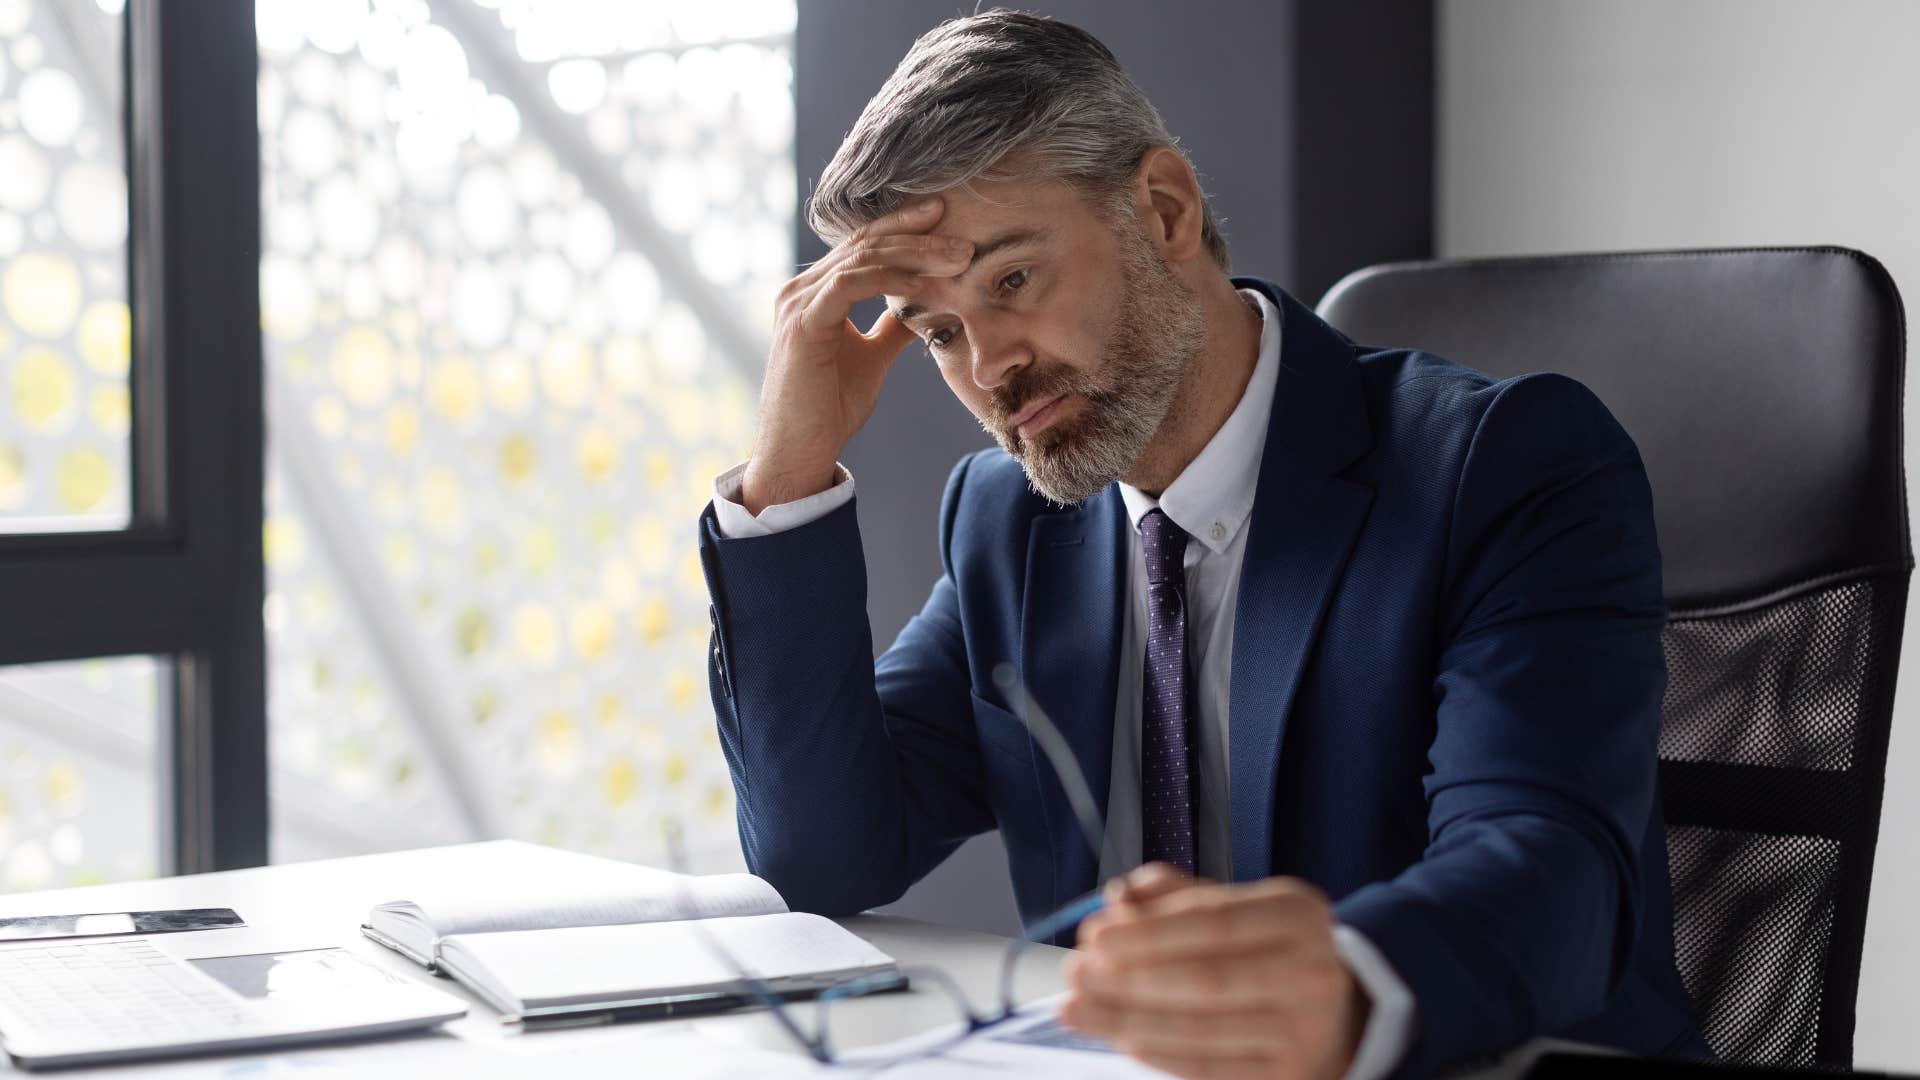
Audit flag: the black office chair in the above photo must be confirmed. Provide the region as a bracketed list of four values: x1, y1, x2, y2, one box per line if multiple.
[1317, 247, 1910, 1068]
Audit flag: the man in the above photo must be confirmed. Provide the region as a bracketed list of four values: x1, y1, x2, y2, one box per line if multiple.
[698, 10, 1707, 1079]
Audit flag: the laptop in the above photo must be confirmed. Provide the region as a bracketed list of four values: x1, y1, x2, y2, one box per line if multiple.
[0, 930, 467, 1070]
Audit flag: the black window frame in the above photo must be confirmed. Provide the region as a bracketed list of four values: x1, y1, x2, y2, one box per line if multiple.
[0, 0, 265, 876]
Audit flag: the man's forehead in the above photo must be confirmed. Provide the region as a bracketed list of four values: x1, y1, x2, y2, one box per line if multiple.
[885, 223, 1053, 320]
[883, 181, 1085, 319]
[924, 176, 1081, 236]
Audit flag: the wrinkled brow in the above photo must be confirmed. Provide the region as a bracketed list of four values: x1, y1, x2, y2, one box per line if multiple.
[892, 226, 1049, 323]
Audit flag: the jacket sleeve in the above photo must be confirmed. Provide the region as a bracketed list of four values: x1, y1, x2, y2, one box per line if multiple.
[699, 453, 992, 914]
[1333, 373, 1668, 1077]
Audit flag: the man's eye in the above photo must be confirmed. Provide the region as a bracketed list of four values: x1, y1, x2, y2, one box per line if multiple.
[1000, 268, 1030, 293]
[926, 328, 954, 349]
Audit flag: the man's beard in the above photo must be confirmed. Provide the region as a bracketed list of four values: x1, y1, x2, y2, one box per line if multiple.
[983, 224, 1208, 507]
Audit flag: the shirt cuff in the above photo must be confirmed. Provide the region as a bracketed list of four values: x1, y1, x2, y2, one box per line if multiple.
[1334, 924, 1417, 1080]
[710, 461, 856, 538]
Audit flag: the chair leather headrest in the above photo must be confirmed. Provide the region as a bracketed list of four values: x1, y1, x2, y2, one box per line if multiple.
[1317, 247, 1909, 611]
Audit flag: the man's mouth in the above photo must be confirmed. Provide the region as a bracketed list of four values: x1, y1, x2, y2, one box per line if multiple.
[1007, 393, 1067, 440]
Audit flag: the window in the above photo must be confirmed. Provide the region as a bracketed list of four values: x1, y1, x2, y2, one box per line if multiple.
[0, 0, 785, 889]
[0, 656, 161, 890]
[0, 0, 266, 889]
[256, 1, 794, 868]
[0, 0, 130, 531]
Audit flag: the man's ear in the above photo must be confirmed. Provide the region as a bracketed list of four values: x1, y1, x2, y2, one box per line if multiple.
[1134, 146, 1206, 264]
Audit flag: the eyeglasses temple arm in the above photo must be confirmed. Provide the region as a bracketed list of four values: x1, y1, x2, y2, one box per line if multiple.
[663, 819, 832, 1061]
[992, 663, 1108, 865]
[1025, 891, 1106, 944]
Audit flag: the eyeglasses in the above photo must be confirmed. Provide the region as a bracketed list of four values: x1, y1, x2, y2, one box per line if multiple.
[665, 662, 1118, 1068]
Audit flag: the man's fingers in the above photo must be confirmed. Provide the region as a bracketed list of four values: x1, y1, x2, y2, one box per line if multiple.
[1067, 941, 1290, 1006]
[1086, 881, 1331, 960]
[1108, 862, 1195, 906]
[790, 239, 971, 336]
[1125, 1047, 1279, 1080]
[842, 232, 973, 272]
[799, 265, 952, 336]
[802, 232, 971, 285]
[860, 309, 919, 358]
[793, 222, 971, 296]
[1080, 863, 1195, 944]
[1060, 994, 1287, 1060]
[786, 196, 947, 287]
[1071, 946, 1325, 1011]
[852, 195, 945, 240]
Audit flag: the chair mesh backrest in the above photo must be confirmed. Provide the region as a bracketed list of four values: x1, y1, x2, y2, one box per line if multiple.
[1316, 247, 1910, 1069]
[1660, 574, 1906, 1065]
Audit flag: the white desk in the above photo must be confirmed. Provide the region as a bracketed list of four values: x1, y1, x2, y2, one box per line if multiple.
[0, 841, 1071, 1077]
[0, 842, 1582, 1079]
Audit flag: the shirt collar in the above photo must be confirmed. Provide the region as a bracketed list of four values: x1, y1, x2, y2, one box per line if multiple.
[1119, 287, 1281, 554]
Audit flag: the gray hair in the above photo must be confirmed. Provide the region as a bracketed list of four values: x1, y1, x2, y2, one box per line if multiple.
[806, 9, 1230, 269]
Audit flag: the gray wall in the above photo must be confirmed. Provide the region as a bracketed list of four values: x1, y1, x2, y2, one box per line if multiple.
[793, 0, 1430, 934]
[1439, 0, 1920, 1068]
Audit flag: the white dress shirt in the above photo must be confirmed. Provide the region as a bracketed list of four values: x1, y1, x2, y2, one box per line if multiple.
[710, 289, 1414, 1080]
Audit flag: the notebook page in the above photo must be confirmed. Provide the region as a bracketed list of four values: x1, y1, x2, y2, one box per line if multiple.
[368, 862, 787, 954]
[438, 913, 896, 1010]
[418, 871, 784, 934]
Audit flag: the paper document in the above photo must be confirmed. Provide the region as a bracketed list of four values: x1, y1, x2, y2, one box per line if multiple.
[825, 994, 1175, 1078]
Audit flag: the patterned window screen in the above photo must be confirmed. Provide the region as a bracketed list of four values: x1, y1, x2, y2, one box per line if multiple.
[0, 0, 131, 532]
[0, 656, 160, 892]
[0, 0, 160, 895]
[258, 0, 793, 868]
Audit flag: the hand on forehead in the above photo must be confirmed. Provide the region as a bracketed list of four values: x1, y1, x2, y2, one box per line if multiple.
[918, 177, 1091, 244]
[880, 178, 1091, 314]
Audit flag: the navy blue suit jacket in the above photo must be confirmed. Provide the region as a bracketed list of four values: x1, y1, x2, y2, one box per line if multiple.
[698, 280, 1707, 1075]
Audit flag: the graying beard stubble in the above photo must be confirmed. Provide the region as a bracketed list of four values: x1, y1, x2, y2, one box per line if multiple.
[1005, 226, 1206, 506]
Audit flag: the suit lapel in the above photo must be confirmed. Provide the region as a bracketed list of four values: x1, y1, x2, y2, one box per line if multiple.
[1020, 490, 1126, 909]
[1228, 283, 1376, 883]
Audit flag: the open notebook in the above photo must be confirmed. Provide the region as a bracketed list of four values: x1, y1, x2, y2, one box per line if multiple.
[362, 862, 899, 1023]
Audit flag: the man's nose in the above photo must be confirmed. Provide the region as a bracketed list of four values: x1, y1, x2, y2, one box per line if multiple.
[967, 313, 1032, 391]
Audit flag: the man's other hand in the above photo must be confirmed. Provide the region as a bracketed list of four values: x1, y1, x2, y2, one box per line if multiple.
[1061, 863, 1368, 1080]
[741, 197, 973, 515]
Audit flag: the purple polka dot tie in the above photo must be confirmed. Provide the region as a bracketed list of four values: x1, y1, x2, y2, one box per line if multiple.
[1139, 508, 1197, 875]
